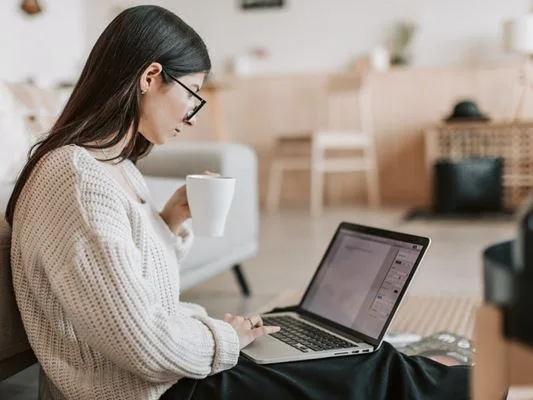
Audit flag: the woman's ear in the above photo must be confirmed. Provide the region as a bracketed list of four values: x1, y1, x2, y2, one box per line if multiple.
[139, 62, 163, 94]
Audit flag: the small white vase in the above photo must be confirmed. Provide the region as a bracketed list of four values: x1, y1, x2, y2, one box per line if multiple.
[233, 55, 252, 76]
[371, 46, 390, 72]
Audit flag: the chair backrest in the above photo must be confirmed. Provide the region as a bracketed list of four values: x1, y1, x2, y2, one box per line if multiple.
[324, 72, 373, 135]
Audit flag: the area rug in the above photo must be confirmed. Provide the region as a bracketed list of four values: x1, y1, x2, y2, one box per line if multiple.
[254, 290, 481, 339]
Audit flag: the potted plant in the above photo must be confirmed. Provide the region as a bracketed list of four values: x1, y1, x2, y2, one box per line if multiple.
[390, 21, 417, 66]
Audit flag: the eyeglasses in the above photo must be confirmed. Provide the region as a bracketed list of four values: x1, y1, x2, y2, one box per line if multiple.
[165, 72, 207, 121]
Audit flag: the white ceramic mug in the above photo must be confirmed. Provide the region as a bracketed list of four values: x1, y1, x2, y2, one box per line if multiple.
[186, 174, 236, 237]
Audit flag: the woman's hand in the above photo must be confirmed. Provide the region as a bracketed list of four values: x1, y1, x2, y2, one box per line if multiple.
[223, 313, 280, 349]
[159, 171, 217, 233]
[159, 184, 189, 233]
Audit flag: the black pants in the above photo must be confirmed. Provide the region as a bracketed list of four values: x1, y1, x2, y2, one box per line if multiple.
[161, 307, 470, 400]
[161, 343, 469, 400]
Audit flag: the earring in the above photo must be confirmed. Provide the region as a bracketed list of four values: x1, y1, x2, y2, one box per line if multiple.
[141, 89, 147, 95]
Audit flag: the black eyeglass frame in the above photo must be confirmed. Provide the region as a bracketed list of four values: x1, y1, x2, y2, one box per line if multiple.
[165, 72, 207, 121]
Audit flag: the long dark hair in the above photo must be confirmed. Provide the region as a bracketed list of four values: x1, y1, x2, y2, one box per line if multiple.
[5, 5, 211, 226]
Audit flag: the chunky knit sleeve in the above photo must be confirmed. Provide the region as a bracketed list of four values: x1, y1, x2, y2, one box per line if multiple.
[180, 302, 209, 318]
[33, 149, 240, 382]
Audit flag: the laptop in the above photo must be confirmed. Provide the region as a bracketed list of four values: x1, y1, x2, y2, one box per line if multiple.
[241, 221, 430, 364]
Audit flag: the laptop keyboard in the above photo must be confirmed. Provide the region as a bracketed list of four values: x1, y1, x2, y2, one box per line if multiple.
[262, 315, 357, 353]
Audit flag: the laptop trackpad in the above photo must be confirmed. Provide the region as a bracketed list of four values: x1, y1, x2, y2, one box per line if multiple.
[242, 335, 301, 360]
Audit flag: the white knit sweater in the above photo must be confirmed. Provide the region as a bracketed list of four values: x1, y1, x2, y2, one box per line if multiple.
[10, 145, 240, 400]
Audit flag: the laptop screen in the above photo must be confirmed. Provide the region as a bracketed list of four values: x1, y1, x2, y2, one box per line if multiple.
[300, 225, 426, 342]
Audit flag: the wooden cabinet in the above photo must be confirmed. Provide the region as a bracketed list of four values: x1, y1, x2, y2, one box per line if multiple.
[425, 122, 533, 209]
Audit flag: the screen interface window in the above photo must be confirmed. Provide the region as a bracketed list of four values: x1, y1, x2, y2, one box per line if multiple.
[301, 229, 423, 340]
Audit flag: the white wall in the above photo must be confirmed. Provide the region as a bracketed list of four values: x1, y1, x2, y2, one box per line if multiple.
[2, 0, 530, 84]
[85, 0, 532, 76]
[0, 0, 85, 85]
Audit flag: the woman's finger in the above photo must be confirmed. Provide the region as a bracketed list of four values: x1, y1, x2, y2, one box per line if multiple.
[223, 313, 233, 322]
[202, 170, 220, 177]
[246, 314, 263, 328]
[252, 325, 280, 338]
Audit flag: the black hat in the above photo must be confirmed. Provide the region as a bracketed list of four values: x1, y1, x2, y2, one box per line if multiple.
[444, 100, 490, 122]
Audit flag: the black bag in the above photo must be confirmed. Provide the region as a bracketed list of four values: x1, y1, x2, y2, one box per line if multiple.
[433, 157, 503, 213]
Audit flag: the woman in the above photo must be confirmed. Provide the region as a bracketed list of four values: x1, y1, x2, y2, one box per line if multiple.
[6, 5, 469, 400]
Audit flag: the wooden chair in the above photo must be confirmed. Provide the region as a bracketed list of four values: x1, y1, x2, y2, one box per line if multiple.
[265, 73, 380, 215]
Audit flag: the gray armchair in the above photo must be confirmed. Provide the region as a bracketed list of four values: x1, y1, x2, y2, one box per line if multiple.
[137, 141, 260, 293]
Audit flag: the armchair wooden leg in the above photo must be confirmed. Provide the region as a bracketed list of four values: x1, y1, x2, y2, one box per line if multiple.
[232, 264, 251, 297]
